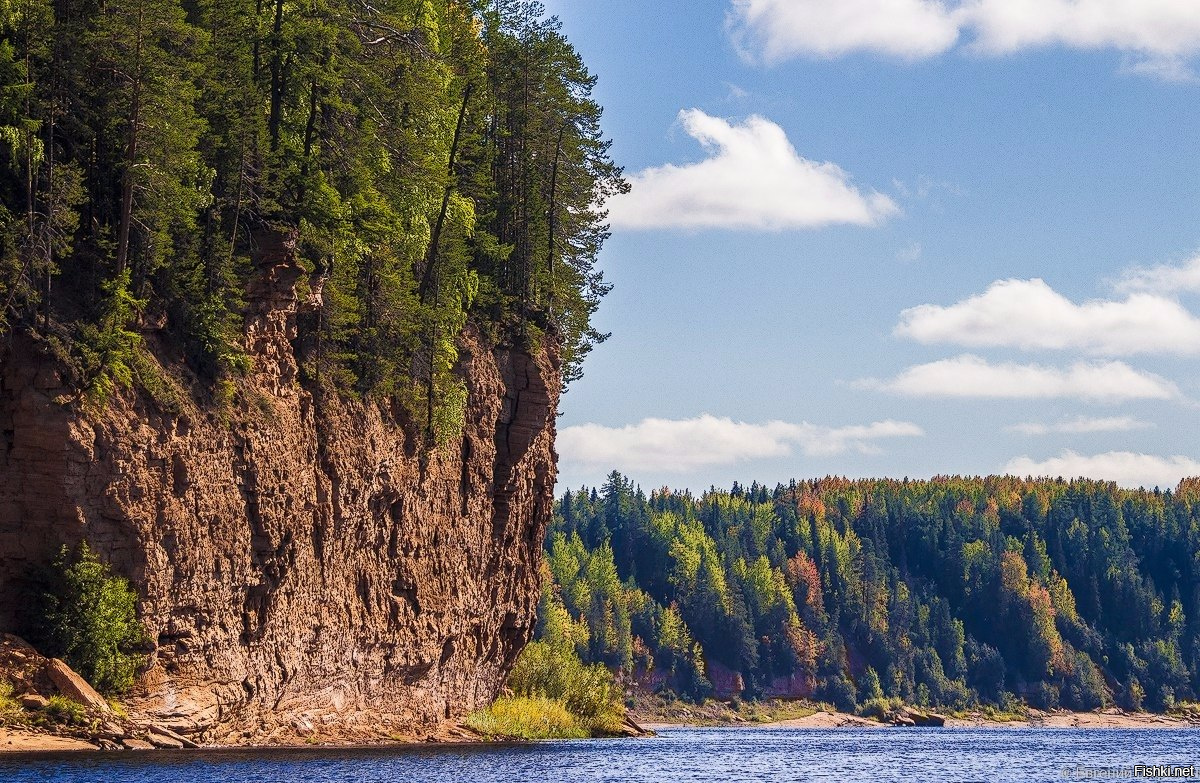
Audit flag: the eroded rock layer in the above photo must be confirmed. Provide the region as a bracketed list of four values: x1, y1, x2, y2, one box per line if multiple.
[0, 241, 559, 743]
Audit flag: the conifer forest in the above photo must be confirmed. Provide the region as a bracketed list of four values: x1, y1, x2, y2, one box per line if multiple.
[545, 474, 1200, 714]
[0, 0, 623, 437]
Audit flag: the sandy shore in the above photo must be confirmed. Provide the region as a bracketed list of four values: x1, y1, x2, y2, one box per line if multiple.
[0, 728, 99, 752]
[945, 709, 1198, 729]
[642, 708, 1200, 732]
[0, 721, 490, 753]
[639, 710, 880, 731]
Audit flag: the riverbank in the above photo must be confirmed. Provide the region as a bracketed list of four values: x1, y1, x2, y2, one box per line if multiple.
[629, 692, 1200, 731]
[0, 721, 491, 753]
[0, 728, 100, 752]
[639, 706, 1200, 731]
[4, 708, 1197, 752]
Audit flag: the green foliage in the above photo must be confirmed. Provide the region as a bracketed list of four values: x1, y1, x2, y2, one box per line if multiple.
[0, 680, 22, 725]
[42, 695, 86, 725]
[857, 695, 902, 721]
[859, 667, 884, 703]
[466, 695, 587, 740]
[75, 270, 144, 409]
[1062, 648, 1109, 711]
[1169, 701, 1200, 720]
[547, 475, 1200, 714]
[505, 640, 625, 736]
[0, 0, 618, 420]
[24, 543, 148, 695]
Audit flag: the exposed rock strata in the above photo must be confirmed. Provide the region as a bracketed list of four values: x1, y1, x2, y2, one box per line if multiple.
[0, 234, 560, 744]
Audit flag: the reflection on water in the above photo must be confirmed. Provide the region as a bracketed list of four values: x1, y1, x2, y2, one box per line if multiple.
[1, 727, 1198, 783]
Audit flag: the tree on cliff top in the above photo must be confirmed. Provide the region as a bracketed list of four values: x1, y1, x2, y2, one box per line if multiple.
[0, 0, 622, 435]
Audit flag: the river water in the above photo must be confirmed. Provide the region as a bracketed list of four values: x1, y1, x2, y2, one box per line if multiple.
[1, 727, 1198, 782]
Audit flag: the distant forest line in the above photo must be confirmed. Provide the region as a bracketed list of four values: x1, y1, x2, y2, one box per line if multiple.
[538, 473, 1200, 713]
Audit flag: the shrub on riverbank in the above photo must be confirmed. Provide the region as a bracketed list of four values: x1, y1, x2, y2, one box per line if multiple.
[469, 641, 626, 739]
[22, 543, 148, 694]
[465, 696, 588, 740]
[508, 641, 625, 734]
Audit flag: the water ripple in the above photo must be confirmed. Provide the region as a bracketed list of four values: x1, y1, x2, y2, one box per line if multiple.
[1, 727, 1198, 783]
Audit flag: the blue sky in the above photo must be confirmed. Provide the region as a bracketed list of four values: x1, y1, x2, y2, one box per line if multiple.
[542, 0, 1200, 493]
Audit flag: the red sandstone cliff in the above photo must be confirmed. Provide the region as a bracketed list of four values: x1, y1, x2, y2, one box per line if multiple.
[0, 234, 559, 743]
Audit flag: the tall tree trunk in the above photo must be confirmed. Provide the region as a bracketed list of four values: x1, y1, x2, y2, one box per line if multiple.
[267, 0, 286, 151]
[296, 76, 320, 204]
[252, 0, 264, 78]
[545, 121, 565, 315]
[115, 4, 144, 277]
[42, 104, 56, 332]
[419, 82, 473, 304]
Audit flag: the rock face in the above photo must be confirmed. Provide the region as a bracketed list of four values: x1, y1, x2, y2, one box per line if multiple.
[0, 232, 560, 743]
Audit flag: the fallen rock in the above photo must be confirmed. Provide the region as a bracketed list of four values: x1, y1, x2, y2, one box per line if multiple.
[17, 694, 48, 710]
[0, 636, 57, 696]
[97, 738, 121, 751]
[97, 721, 126, 740]
[835, 715, 879, 728]
[146, 725, 196, 748]
[892, 707, 946, 727]
[121, 738, 155, 750]
[44, 659, 110, 713]
[146, 730, 184, 749]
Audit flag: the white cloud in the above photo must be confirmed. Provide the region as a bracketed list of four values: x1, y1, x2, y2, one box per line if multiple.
[1114, 252, 1200, 294]
[1120, 54, 1200, 83]
[896, 242, 924, 263]
[728, 0, 1200, 79]
[606, 109, 899, 231]
[727, 0, 960, 62]
[558, 414, 923, 473]
[966, 0, 1200, 62]
[1003, 450, 1200, 489]
[859, 354, 1179, 401]
[1006, 415, 1152, 436]
[895, 278, 1200, 356]
[724, 82, 751, 100]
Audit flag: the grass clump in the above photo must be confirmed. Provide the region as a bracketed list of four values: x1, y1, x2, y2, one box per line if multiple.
[0, 681, 23, 725]
[22, 542, 148, 694]
[856, 696, 903, 721]
[43, 695, 86, 726]
[738, 699, 822, 723]
[466, 696, 588, 740]
[977, 702, 1029, 723]
[469, 641, 626, 739]
[507, 641, 626, 735]
[1168, 701, 1200, 720]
